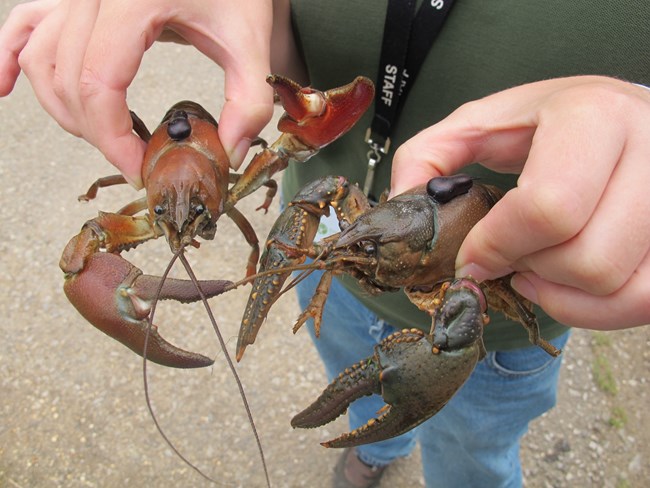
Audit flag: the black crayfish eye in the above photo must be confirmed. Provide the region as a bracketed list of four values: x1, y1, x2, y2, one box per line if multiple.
[153, 205, 166, 216]
[361, 240, 376, 255]
[194, 204, 205, 215]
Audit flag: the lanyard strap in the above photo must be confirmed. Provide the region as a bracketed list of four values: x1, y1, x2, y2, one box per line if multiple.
[363, 0, 457, 197]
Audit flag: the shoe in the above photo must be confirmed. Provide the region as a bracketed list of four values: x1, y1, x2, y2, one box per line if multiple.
[333, 447, 388, 488]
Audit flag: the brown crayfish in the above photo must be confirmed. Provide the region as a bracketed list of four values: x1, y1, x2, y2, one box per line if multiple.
[237, 173, 562, 448]
[59, 75, 374, 369]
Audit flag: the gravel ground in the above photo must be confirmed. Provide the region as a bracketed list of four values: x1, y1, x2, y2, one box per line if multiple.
[0, 3, 648, 486]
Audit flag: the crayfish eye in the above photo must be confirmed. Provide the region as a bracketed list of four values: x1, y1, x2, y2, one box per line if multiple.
[153, 205, 166, 215]
[194, 204, 205, 215]
[361, 241, 376, 255]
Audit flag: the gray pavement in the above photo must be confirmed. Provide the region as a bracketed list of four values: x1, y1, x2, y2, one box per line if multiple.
[0, 2, 648, 487]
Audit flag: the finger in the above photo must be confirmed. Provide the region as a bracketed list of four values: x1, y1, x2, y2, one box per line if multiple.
[389, 122, 534, 197]
[53, 0, 99, 117]
[389, 77, 600, 197]
[510, 256, 650, 329]
[0, 0, 58, 95]
[17, 3, 79, 132]
[516, 134, 650, 295]
[456, 86, 626, 281]
[73, 2, 158, 186]
[172, 7, 275, 169]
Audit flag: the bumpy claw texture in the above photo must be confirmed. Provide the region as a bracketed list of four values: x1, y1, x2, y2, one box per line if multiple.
[237, 176, 359, 361]
[292, 280, 486, 448]
[237, 203, 323, 361]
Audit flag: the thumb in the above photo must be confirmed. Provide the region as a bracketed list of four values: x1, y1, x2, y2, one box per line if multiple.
[389, 127, 475, 197]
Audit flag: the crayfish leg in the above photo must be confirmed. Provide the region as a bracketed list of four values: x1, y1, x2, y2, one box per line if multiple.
[483, 277, 561, 358]
[292, 270, 333, 336]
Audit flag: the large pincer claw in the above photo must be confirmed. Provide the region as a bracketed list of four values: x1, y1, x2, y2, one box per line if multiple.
[291, 278, 488, 447]
[61, 230, 232, 368]
[236, 197, 324, 361]
[268, 75, 374, 152]
[237, 176, 356, 361]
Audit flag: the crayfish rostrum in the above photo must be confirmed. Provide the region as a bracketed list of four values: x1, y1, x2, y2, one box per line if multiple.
[237, 173, 562, 448]
[59, 75, 374, 369]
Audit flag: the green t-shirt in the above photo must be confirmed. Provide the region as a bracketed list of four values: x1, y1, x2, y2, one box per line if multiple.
[282, 0, 650, 350]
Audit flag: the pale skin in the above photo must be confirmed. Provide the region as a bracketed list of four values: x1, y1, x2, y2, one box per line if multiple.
[1, 1, 648, 330]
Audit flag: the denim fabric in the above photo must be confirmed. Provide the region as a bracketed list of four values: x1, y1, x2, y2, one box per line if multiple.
[295, 270, 570, 487]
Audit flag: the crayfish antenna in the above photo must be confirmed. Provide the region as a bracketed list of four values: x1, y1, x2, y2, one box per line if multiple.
[178, 252, 271, 488]
[142, 249, 223, 485]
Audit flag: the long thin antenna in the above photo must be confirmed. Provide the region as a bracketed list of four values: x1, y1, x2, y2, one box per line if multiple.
[142, 249, 224, 486]
[179, 252, 272, 488]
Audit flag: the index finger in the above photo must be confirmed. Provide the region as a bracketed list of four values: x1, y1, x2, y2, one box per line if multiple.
[0, 0, 58, 95]
[456, 86, 626, 281]
[75, 4, 157, 187]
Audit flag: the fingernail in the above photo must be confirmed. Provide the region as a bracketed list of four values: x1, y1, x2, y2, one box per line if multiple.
[455, 262, 490, 282]
[456, 262, 513, 283]
[510, 273, 539, 304]
[228, 139, 252, 170]
[123, 172, 143, 190]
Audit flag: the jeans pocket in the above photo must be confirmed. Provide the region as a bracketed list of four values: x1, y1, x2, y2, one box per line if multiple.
[488, 331, 570, 377]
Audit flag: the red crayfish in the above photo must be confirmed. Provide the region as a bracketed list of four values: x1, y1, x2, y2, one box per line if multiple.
[58, 75, 374, 485]
[59, 75, 374, 368]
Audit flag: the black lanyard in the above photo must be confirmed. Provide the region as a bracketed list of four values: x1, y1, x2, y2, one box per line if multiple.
[363, 0, 457, 198]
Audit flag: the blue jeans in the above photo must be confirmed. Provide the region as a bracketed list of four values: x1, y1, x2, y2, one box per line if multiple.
[295, 270, 570, 488]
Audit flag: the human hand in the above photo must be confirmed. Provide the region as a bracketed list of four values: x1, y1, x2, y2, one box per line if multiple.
[0, 0, 275, 187]
[391, 76, 650, 329]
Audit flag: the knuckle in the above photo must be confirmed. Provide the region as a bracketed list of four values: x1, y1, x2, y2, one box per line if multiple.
[7, 3, 35, 25]
[552, 80, 635, 121]
[16, 44, 36, 72]
[521, 186, 585, 243]
[51, 69, 67, 100]
[451, 98, 483, 120]
[569, 252, 629, 296]
[393, 142, 416, 166]
[77, 66, 103, 102]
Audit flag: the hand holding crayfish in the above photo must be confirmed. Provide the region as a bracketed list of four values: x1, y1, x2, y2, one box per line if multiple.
[391, 76, 650, 330]
[0, 0, 301, 185]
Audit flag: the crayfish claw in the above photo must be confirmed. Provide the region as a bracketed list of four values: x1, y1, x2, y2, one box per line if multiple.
[237, 201, 325, 360]
[291, 357, 382, 430]
[124, 320, 215, 369]
[269, 74, 374, 150]
[294, 284, 488, 447]
[236, 247, 293, 362]
[295, 329, 480, 448]
[62, 252, 231, 368]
